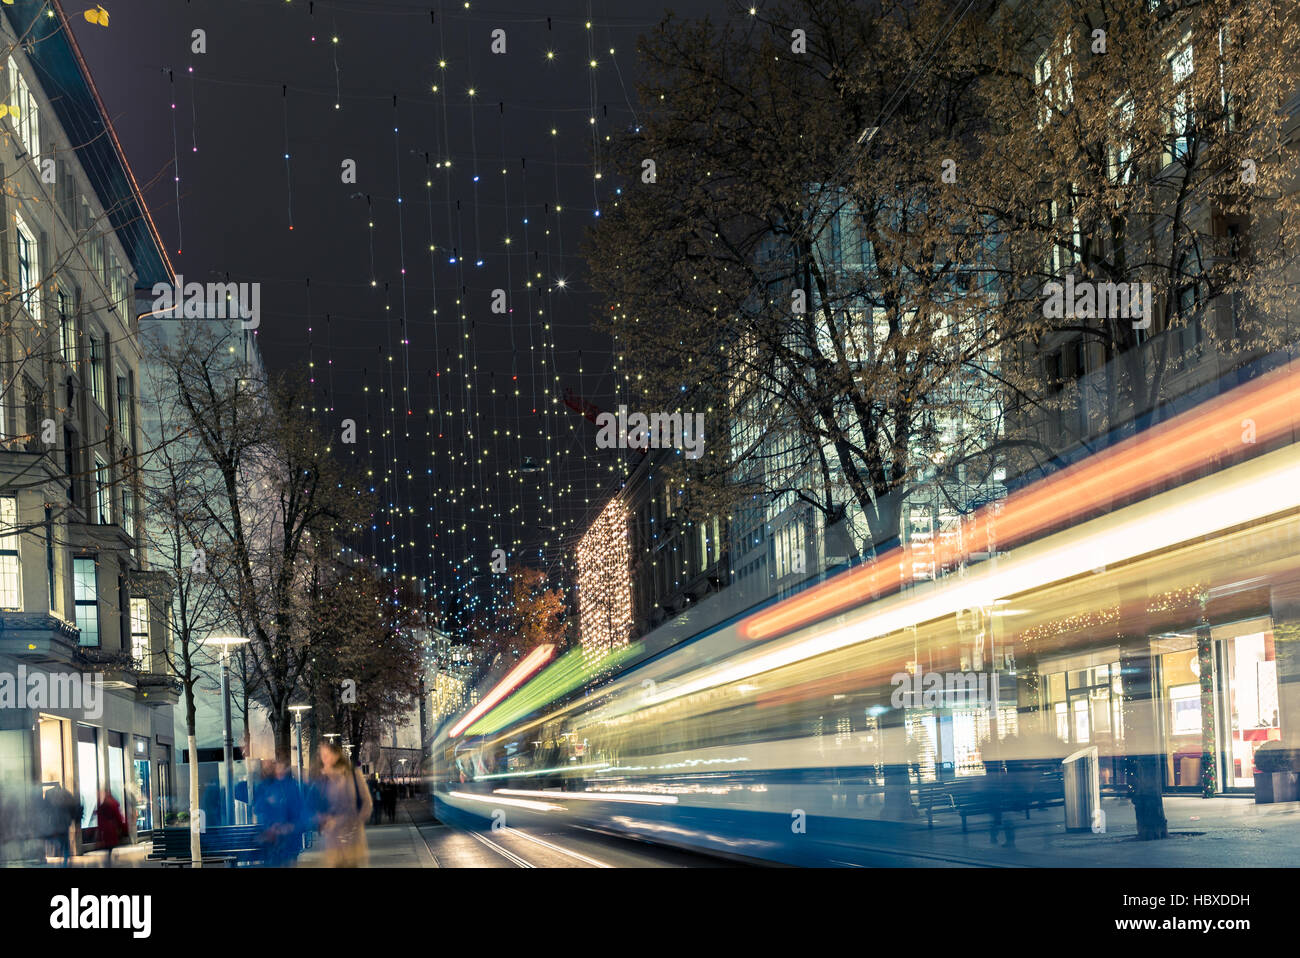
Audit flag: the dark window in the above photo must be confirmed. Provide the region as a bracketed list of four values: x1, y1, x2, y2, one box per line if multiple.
[63, 427, 77, 504]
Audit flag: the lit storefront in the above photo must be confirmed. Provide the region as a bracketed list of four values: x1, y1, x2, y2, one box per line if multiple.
[1031, 615, 1282, 796]
[1038, 649, 1126, 788]
[1148, 618, 1281, 794]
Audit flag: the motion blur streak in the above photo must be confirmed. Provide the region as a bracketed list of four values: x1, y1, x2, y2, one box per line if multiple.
[466, 642, 641, 736]
[448, 644, 555, 737]
[495, 788, 679, 805]
[604, 437, 1300, 719]
[434, 364, 1300, 866]
[446, 791, 563, 812]
[741, 362, 1300, 641]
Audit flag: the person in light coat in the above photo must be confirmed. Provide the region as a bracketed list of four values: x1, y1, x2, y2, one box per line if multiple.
[315, 742, 372, 867]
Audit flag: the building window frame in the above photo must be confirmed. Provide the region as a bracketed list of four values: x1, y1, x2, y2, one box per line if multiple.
[129, 597, 149, 670]
[94, 455, 111, 525]
[15, 212, 40, 320]
[88, 331, 106, 409]
[6, 55, 39, 165]
[0, 495, 22, 611]
[73, 556, 99, 647]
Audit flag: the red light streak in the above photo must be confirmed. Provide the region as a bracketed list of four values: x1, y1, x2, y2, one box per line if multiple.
[449, 645, 555, 737]
[741, 363, 1300, 642]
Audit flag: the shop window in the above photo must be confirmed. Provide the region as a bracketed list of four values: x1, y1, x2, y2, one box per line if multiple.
[76, 725, 98, 829]
[39, 717, 67, 790]
[1158, 641, 1203, 788]
[106, 731, 126, 808]
[1215, 621, 1280, 789]
[133, 737, 152, 832]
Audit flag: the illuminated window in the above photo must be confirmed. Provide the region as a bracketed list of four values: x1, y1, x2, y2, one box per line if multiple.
[1108, 97, 1135, 184]
[1167, 41, 1194, 162]
[74, 557, 99, 646]
[1033, 35, 1073, 128]
[130, 597, 149, 668]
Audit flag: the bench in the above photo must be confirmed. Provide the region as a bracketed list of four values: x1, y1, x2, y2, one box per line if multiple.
[149, 825, 266, 867]
[919, 762, 1065, 832]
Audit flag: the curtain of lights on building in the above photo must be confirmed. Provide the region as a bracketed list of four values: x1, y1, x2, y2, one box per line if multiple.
[577, 498, 632, 665]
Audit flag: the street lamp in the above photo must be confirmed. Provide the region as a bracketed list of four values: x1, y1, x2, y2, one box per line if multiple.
[289, 705, 312, 783]
[208, 636, 249, 826]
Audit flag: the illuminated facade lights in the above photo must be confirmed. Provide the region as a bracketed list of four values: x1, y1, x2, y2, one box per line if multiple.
[577, 498, 633, 667]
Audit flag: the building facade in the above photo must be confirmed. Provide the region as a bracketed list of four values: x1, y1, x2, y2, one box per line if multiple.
[0, 1, 178, 859]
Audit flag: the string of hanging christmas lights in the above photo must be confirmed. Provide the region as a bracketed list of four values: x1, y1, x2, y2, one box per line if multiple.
[107, 0, 672, 625]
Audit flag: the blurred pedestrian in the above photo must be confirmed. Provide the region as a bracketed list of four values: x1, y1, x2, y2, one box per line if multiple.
[382, 780, 397, 824]
[368, 775, 382, 826]
[254, 758, 306, 867]
[93, 789, 127, 867]
[43, 786, 79, 866]
[315, 742, 371, 867]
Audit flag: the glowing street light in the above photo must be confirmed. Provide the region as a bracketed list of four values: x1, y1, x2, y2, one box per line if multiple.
[289, 705, 312, 782]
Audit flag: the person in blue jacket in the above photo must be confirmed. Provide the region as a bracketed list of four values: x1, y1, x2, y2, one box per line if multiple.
[253, 758, 306, 867]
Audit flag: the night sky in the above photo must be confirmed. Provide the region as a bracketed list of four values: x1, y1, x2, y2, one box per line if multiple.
[67, 0, 720, 604]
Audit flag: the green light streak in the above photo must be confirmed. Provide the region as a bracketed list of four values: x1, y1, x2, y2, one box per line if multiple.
[466, 643, 641, 735]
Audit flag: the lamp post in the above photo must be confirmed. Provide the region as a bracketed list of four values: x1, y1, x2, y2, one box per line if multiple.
[289, 705, 312, 783]
[209, 637, 249, 826]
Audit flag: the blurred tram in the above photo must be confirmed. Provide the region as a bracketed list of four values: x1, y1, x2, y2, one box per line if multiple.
[434, 361, 1300, 865]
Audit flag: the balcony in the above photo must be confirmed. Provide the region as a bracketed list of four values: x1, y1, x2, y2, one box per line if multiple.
[74, 646, 138, 690]
[135, 669, 182, 707]
[0, 612, 81, 666]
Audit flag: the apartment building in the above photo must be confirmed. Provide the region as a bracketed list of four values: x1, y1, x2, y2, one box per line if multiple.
[0, 2, 177, 855]
[979, 0, 1300, 799]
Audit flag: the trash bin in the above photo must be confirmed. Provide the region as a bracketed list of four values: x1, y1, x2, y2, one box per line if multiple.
[1062, 746, 1099, 833]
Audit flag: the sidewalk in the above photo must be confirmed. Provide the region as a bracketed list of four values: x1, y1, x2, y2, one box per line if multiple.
[297, 799, 438, 868]
[24, 799, 439, 868]
[835, 793, 1300, 867]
